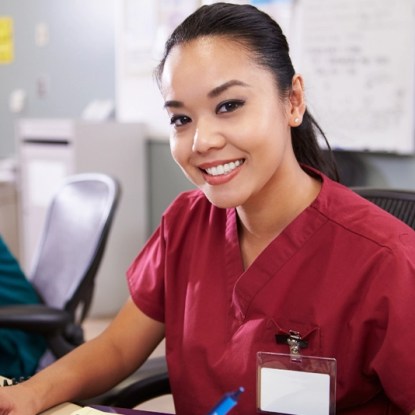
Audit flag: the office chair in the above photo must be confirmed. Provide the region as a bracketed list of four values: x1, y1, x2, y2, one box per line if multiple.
[351, 187, 415, 230]
[0, 173, 120, 369]
[322, 150, 369, 187]
[93, 359, 170, 408]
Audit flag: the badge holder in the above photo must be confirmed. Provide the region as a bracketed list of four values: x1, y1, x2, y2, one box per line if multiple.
[257, 331, 336, 415]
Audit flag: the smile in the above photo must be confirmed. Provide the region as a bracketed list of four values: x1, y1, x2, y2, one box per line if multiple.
[203, 159, 244, 176]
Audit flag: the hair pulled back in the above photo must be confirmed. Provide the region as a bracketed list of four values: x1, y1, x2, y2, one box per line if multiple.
[156, 2, 338, 181]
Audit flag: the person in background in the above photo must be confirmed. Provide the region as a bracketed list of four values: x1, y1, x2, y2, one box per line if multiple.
[0, 3, 414, 414]
[0, 236, 46, 379]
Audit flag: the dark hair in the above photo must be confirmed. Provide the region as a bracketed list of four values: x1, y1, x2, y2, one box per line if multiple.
[155, 2, 339, 181]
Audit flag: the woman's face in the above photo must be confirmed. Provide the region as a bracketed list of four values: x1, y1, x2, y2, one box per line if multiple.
[160, 36, 302, 209]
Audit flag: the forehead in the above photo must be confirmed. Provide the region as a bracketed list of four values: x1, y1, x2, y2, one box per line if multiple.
[160, 36, 273, 97]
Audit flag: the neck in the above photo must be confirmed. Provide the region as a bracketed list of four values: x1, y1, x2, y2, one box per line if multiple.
[237, 164, 321, 269]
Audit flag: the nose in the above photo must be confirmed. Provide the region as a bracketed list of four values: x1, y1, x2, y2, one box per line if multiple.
[192, 121, 225, 153]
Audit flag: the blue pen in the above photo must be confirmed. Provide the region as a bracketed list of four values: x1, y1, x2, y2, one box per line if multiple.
[207, 386, 245, 415]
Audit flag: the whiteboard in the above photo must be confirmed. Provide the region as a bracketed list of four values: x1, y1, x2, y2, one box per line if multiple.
[294, 0, 415, 154]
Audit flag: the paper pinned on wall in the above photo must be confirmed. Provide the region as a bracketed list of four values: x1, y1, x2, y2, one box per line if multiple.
[82, 99, 115, 120]
[295, 0, 415, 154]
[122, 0, 158, 75]
[121, 0, 200, 76]
[0, 17, 14, 64]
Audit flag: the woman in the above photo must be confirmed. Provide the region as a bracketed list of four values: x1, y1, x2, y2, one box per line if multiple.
[1, 3, 414, 414]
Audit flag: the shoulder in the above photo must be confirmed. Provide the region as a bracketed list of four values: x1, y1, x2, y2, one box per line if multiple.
[156, 190, 229, 242]
[0, 236, 25, 277]
[311, 171, 415, 255]
[0, 236, 41, 305]
[165, 189, 210, 212]
[162, 189, 225, 224]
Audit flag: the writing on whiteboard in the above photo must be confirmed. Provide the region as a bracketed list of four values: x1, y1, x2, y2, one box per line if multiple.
[296, 0, 415, 153]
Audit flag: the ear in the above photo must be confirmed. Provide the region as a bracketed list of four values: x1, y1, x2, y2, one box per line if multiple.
[288, 74, 306, 127]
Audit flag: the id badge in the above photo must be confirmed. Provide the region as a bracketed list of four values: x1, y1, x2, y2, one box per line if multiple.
[257, 351, 336, 415]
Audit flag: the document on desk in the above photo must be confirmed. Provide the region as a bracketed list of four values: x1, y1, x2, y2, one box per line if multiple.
[40, 403, 84, 415]
[0, 375, 121, 415]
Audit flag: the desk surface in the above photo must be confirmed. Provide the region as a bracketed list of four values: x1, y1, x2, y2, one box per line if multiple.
[94, 405, 169, 415]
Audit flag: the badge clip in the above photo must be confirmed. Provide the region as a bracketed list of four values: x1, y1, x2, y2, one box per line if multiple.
[275, 330, 308, 361]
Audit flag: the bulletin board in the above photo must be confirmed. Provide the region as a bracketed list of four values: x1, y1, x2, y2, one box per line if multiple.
[294, 0, 415, 154]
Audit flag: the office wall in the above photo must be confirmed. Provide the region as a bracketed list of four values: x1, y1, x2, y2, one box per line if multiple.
[2, 1, 415, 190]
[355, 153, 415, 190]
[147, 140, 195, 234]
[0, 0, 116, 158]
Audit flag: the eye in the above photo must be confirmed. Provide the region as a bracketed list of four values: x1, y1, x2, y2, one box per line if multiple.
[170, 115, 191, 127]
[216, 100, 245, 114]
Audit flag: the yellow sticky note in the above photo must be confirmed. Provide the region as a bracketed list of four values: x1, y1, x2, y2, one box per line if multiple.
[0, 17, 14, 64]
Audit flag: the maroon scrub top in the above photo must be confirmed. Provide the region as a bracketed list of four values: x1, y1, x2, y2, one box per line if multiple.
[128, 168, 415, 415]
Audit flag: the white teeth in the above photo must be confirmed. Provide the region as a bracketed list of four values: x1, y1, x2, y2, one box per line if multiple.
[205, 160, 243, 176]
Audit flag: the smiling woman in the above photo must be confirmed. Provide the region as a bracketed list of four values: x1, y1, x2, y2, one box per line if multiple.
[160, 36, 319, 211]
[0, 3, 414, 415]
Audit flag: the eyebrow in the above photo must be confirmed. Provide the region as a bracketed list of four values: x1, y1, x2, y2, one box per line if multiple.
[164, 79, 250, 109]
[207, 79, 250, 98]
[164, 100, 183, 109]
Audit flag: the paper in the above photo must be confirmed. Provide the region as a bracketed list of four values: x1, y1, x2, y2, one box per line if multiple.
[40, 403, 83, 415]
[0, 17, 14, 64]
[295, 0, 415, 153]
[1, 375, 119, 415]
[259, 367, 330, 415]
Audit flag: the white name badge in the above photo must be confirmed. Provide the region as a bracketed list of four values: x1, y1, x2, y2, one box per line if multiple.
[257, 352, 336, 415]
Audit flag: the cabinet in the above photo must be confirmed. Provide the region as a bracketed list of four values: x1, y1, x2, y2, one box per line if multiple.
[16, 118, 148, 316]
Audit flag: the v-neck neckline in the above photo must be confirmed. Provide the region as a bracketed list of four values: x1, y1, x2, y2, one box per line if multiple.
[224, 178, 328, 321]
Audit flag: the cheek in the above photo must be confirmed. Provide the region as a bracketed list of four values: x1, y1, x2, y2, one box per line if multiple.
[234, 113, 284, 152]
[242, 102, 287, 135]
[169, 136, 179, 161]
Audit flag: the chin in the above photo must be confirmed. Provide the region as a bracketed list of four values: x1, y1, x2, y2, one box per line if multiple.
[203, 189, 245, 209]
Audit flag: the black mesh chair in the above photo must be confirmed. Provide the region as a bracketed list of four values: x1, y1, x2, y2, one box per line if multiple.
[351, 187, 415, 230]
[94, 361, 170, 408]
[0, 173, 120, 370]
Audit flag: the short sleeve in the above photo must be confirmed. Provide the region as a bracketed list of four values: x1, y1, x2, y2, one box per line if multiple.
[0, 236, 41, 305]
[368, 239, 415, 413]
[127, 222, 167, 323]
[0, 236, 46, 377]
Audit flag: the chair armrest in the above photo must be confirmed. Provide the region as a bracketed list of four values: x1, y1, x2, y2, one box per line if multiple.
[103, 371, 171, 408]
[0, 304, 71, 333]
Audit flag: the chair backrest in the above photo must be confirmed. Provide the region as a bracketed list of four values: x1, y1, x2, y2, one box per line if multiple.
[29, 173, 120, 323]
[351, 187, 415, 230]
